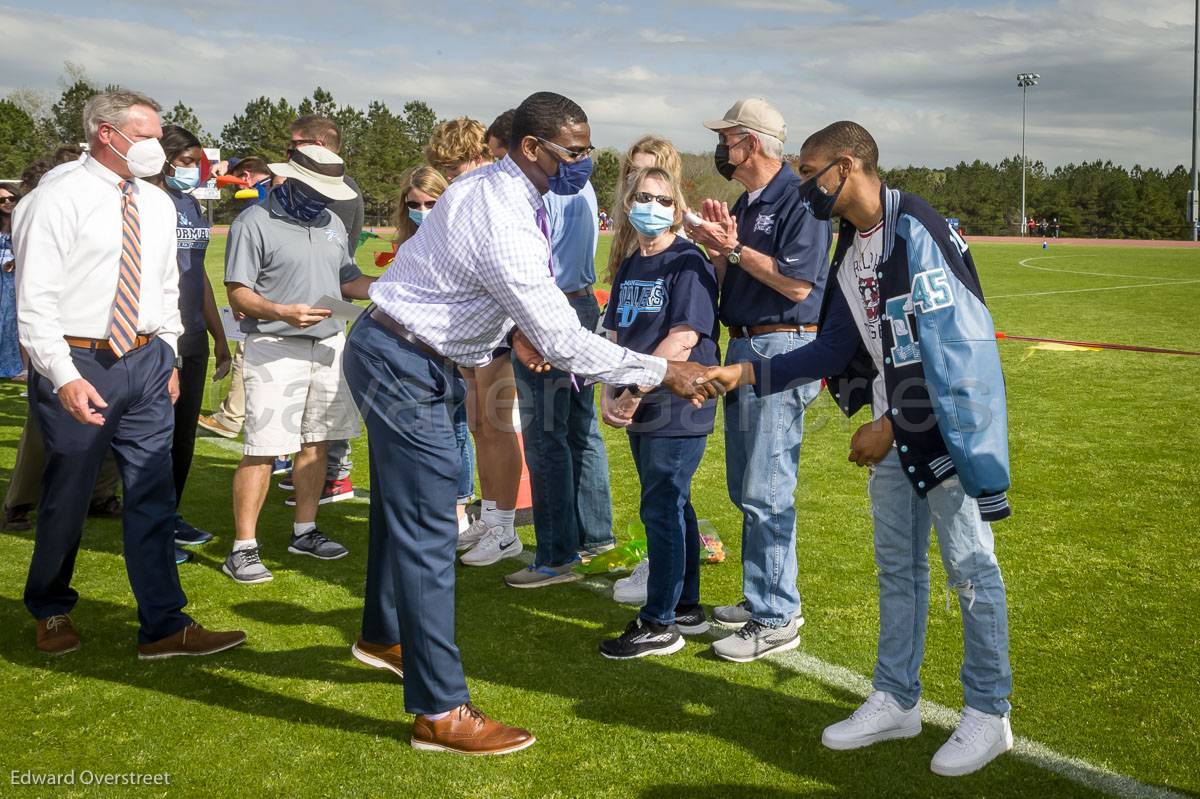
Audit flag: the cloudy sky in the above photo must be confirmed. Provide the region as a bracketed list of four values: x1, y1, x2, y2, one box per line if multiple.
[0, 0, 1192, 169]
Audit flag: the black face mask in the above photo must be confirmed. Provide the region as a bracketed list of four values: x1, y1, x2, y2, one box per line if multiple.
[799, 160, 847, 221]
[714, 143, 737, 181]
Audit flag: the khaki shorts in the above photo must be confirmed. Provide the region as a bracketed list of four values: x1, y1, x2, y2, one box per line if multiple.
[242, 332, 359, 457]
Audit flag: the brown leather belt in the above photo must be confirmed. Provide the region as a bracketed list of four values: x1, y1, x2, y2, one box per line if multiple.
[563, 287, 593, 300]
[728, 323, 817, 339]
[368, 307, 451, 365]
[64, 334, 154, 351]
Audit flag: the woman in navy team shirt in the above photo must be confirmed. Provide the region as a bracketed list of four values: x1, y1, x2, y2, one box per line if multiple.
[599, 166, 720, 659]
[150, 125, 232, 563]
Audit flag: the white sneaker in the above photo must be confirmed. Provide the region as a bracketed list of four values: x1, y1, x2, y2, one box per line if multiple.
[613, 559, 649, 604]
[821, 691, 921, 750]
[456, 518, 488, 552]
[460, 525, 522, 566]
[930, 707, 1013, 777]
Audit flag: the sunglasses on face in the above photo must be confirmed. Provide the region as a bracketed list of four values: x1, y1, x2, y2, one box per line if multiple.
[633, 191, 674, 208]
[535, 137, 595, 163]
[405, 199, 436, 210]
[0, 196, 15, 204]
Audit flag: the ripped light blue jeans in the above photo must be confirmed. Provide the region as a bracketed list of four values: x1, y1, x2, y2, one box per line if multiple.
[868, 450, 1012, 716]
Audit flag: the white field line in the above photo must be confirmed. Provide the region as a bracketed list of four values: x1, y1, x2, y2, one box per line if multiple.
[567, 569, 1189, 799]
[990, 278, 1200, 300]
[190, 439, 1187, 798]
[1015, 255, 1191, 282]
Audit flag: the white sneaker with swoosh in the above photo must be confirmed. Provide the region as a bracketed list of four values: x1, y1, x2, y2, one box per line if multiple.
[460, 525, 523, 566]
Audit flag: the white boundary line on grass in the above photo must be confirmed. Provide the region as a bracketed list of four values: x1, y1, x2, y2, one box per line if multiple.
[992, 256, 1200, 299]
[989, 278, 1200, 300]
[191, 435, 1186, 797]
[1014, 255, 1190, 282]
[568, 573, 1188, 799]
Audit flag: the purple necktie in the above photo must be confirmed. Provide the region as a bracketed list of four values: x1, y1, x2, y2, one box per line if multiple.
[535, 206, 555, 276]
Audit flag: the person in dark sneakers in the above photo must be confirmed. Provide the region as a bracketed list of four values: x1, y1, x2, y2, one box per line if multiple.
[221, 145, 374, 584]
[145, 124, 233, 564]
[703, 121, 1014, 777]
[598, 166, 719, 660]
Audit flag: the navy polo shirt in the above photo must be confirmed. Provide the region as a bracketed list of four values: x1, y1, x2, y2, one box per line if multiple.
[603, 237, 720, 437]
[167, 188, 211, 338]
[718, 162, 832, 328]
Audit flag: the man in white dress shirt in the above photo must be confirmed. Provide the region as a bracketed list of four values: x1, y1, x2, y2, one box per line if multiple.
[341, 91, 717, 756]
[14, 90, 245, 660]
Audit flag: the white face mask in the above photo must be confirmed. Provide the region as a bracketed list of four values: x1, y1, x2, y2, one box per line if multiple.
[108, 127, 166, 178]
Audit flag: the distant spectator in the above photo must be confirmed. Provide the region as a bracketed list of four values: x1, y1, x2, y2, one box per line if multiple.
[0, 184, 21, 379]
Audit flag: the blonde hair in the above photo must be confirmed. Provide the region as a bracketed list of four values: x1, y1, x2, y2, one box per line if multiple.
[607, 135, 684, 280]
[424, 117, 491, 174]
[610, 166, 685, 281]
[390, 165, 450, 246]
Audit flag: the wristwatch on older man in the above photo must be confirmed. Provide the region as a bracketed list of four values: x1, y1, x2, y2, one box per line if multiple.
[726, 243, 744, 265]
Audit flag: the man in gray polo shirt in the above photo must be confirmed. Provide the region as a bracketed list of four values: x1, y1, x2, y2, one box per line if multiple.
[221, 144, 375, 584]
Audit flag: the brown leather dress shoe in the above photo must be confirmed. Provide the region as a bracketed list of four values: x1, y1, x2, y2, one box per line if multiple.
[36, 614, 80, 655]
[87, 496, 122, 519]
[411, 703, 535, 756]
[137, 623, 247, 660]
[351, 638, 403, 679]
[3, 505, 32, 531]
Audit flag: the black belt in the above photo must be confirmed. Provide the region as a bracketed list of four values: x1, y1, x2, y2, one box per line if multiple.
[367, 307, 454, 367]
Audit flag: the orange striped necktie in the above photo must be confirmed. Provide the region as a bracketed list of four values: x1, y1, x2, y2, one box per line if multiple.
[109, 180, 142, 357]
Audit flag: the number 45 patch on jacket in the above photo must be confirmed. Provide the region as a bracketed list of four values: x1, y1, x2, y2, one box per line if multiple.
[911, 268, 955, 313]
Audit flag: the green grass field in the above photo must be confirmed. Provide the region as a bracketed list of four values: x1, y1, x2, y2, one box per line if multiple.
[0, 235, 1197, 798]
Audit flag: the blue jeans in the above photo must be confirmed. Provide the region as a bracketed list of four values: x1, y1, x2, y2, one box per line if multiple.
[343, 314, 470, 715]
[453, 402, 475, 503]
[724, 331, 820, 627]
[869, 450, 1012, 716]
[513, 294, 613, 567]
[629, 433, 707, 626]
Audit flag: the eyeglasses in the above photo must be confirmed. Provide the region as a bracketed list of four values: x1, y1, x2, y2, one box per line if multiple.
[0, 196, 15, 204]
[405, 199, 436, 210]
[720, 132, 751, 148]
[633, 191, 674, 208]
[535, 137, 595, 163]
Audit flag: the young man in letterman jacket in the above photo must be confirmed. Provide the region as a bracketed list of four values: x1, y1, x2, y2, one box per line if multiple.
[705, 121, 1015, 778]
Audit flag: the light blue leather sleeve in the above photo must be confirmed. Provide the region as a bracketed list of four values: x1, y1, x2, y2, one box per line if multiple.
[898, 216, 1011, 498]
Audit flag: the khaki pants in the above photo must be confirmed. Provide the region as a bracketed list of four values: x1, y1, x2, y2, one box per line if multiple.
[5, 409, 120, 511]
[209, 341, 245, 431]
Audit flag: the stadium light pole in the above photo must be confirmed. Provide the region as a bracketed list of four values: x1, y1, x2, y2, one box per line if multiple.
[1017, 73, 1039, 237]
[1191, 0, 1199, 241]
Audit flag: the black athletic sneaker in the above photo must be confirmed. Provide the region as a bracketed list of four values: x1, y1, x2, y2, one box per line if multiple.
[288, 529, 349, 560]
[674, 605, 710, 636]
[599, 617, 685, 660]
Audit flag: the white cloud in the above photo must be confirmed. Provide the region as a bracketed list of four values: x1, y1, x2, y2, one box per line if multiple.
[0, 2, 1190, 170]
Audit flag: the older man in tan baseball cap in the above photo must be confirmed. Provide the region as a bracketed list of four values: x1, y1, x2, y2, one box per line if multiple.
[686, 96, 834, 665]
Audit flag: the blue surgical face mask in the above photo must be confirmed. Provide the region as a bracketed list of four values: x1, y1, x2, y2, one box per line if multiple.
[165, 166, 200, 191]
[628, 201, 674, 237]
[277, 179, 331, 222]
[548, 155, 593, 196]
[408, 208, 429, 226]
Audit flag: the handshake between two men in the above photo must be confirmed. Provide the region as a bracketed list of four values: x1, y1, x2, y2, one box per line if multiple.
[511, 329, 742, 411]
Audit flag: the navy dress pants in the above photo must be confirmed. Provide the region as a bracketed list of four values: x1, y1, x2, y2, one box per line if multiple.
[342, 314, 470, 715]
[24, 339, 191, 644]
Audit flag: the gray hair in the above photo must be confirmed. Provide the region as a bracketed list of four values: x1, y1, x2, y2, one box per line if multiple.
[82, 90, 161, 141]
[741, 127, 784, 161]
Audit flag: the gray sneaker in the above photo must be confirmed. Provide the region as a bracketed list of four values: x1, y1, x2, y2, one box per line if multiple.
[288, 529, 348, 560]
[222, 546, 273, 584]
[712, 599, 804, 630]
[712, 618, 801, 663]
[504, 558, 583, 589]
